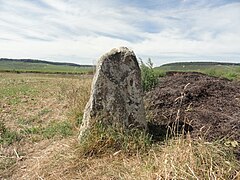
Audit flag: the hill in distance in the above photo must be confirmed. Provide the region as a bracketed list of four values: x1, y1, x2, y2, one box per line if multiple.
[0, 58, 95, 74]
[159, 61, 240, 67]
[1, 58, 240, 78]
[155, 61, 240, 80]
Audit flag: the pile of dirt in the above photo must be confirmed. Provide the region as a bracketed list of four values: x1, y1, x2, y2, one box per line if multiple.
[145, 72, 240, 144]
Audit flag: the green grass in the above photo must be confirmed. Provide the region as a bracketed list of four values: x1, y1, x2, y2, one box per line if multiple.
[154, 64, 240, 80]
[0, 121, 22, 145]
[0, 84, 38, 104]
[20, 120, 74, 140]
[0, 60, 94, 74]
[0, 119, 74, 145]
[0, 77, 39, 106]
[0, 73, 86, 145]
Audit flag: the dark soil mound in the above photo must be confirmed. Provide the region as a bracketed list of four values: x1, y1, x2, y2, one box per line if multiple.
[145, 72, 240, 144]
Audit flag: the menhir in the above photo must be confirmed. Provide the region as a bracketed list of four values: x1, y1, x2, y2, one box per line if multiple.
[79, 47, 147, 140]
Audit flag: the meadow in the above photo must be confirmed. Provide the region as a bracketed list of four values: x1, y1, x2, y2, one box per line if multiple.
[0, 72, 239, 179]
[0, 60, 94, 74]
[154, 62, 240, 80]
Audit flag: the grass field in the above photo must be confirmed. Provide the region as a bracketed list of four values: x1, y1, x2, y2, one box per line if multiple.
[0, 60, 94, 74]
[0, 73, 92, 178]
[0, 72, 239, 179]
[155, 63, 240, 80]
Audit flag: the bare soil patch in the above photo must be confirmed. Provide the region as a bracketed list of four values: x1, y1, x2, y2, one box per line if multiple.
[145, 72, 240, 154]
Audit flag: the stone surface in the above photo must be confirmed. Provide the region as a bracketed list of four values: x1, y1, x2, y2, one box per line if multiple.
[79, 47, 147, 139]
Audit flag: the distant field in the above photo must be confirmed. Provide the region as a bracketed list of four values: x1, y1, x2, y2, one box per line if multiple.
[154, 62, 240, 80]
[0, 59, 94, 74]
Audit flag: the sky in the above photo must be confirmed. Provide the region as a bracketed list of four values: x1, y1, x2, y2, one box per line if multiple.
[0, 0, 240, 66]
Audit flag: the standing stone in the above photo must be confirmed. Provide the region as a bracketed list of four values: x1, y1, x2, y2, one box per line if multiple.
[79, 47, 147, 139]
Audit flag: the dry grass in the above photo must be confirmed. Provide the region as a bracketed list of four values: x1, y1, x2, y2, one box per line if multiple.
[151, 136, 239, 179]
[16, 134, 239, 180]
[78, 123, 152, 157]
[58, 77, 92, 127]
[0, 73, 92, 179]
[1, 73, 239, 180]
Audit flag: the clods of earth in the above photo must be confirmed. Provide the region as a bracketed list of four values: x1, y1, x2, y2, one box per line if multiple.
[145, 72, 240, 157]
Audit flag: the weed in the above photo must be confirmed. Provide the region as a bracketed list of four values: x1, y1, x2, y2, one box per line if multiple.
[79, 123, 152, 156]
[18, 116, 39, 125]
[140, 58, 158, 92]
[0, 121, 21, 145]
[21, 126, 42, 135]
[226, 72, 238, 80]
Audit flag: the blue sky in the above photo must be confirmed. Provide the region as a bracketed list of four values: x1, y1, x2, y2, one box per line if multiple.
[0, 0, 239, 65]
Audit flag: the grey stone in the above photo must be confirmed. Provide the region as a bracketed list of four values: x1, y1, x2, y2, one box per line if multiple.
[79, 47, 147, 139]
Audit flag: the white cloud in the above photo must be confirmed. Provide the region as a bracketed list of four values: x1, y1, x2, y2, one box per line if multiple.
[0, 0, 239, 65]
